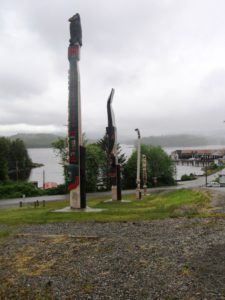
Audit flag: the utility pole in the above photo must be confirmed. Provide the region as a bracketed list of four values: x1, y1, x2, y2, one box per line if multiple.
[135, 128, 141, 200]
[43, 169, 45, 189]
[205, 167, 208, 187]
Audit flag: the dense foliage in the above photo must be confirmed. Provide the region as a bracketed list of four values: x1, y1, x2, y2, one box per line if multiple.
[52, 136, 127, 192]
[0, 138, 33, 182]
[52, 139, 176, 192]
[43, 184, 67, 195]
[0, 182, 43, 199]
[85, 143, 105, 192]
[123, 144, 175, 189]
[52, 137, 68, 180]
[0, 182, 66, 199]
[97, 135, 127, 190]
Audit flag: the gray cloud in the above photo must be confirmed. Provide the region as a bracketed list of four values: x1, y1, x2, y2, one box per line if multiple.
[1, 0, 225, 139]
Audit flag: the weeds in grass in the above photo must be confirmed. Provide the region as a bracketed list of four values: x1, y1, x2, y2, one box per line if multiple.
[0, 189, 211, 226]
[0, 229, 12, 240]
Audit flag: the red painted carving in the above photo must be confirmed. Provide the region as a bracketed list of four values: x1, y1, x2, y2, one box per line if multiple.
[68, 176, 80, 191]
[68, 46, 80, 59]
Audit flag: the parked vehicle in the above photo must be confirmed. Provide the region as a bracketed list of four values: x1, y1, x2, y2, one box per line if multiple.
[219, 174, 225, 187]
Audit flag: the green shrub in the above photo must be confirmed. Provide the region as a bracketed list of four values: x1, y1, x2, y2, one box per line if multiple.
[44, 184, 66, 195]
[181, 173, 196, 181]
[0, 182, 44, 199]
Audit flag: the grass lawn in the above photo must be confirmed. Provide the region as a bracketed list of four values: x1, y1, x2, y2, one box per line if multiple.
[0, 189, 211, 232]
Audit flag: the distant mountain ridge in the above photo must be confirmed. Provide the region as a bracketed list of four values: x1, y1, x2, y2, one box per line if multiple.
[4, 133, 225, 148]
[128, 134, 225, 147]
[9, 133, 62, 148]
[142, 135, 208, 147]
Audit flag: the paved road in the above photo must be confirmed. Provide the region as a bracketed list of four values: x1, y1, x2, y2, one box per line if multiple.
[0, 190, 137, 209]
[0, 172, 224, 209]
[178, 171, 218, 188]
[0, 194, 67, 209]
[0, 188, 178, 209]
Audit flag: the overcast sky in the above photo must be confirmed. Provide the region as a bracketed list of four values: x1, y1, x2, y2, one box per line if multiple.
[1, 0, 225, 141]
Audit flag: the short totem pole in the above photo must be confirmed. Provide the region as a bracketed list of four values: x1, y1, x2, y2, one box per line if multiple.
[106, 89, 122, 201]
[142, 154, 148, 196]
[135, 128, 142, 200]
[67, 13, 86, 209]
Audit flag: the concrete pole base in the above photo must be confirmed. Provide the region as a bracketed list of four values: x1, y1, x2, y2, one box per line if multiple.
[70, 188, 81, 209]
[111, 185, 118, 201]
[143, 185, 147, 196]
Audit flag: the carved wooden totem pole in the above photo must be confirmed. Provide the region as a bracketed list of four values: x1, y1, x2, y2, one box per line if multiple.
[67, 13, 86, 208]
[106, 89, 121, 201]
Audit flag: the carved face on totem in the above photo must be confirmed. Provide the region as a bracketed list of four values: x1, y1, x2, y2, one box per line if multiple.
[68, 13, 82, 47]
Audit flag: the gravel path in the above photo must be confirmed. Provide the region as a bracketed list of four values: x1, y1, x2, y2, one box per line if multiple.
[1, 217, 225, 299]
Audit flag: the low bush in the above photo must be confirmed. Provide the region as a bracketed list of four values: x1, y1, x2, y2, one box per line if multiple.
[44, 184, 66, 195]
[0, 182, 44, 199]
[181, 173, 197, 181]
[0, 182, 67, 199]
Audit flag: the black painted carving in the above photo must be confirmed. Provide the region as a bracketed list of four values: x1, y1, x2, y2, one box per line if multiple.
[68, 13, 82, 46]
[106, 89, 122, 200]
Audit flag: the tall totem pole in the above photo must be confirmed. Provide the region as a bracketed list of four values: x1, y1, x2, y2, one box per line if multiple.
[67, 13, 86, 209]
[106, 89, 121, 201]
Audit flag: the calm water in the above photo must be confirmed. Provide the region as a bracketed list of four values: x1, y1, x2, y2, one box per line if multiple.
[28, 145, 225, 186]
[28, 148, 64, 187]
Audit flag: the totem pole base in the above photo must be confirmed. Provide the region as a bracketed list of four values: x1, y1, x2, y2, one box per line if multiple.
[70, 188, 81, 209]
[54, 206, 106, 213]
[112, 185, 118, 201]
[143, 185, 148, 196]
[136, 188, 142, 200]
[80, 146, 86, 208]
[117, 164, 122, 200]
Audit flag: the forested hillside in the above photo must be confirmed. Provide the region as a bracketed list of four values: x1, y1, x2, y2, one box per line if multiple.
[9, 133, 62, 148]
[3, 133, 225, 148]
[131, 134, 225, 147]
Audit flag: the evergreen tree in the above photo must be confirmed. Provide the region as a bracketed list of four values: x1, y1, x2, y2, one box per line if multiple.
[52, 137, 69, 181]
[97, 135, 126, 190]
[123, 144, 175, 189]
[52, 135, 127, 192]
[0, 137, 10, 182]
[86, 143, 105, 192]
[9, 139, 32, 180]
[0, 137, 33, 182]
[52, 134, 88, 183]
